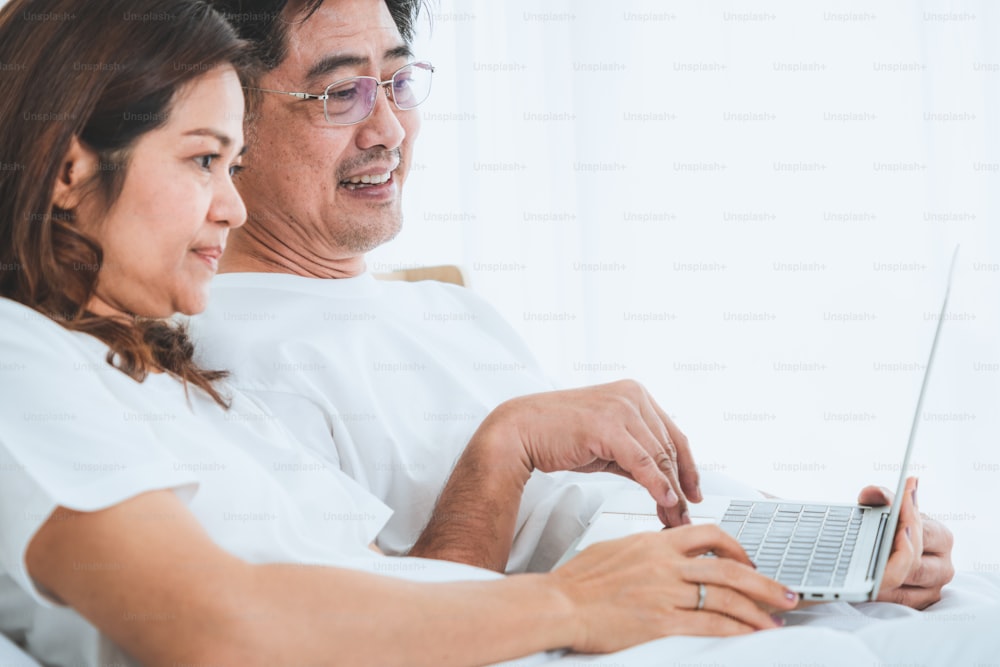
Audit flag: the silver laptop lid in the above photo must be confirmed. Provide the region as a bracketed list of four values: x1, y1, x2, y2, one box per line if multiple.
[869, 245, 959, 595]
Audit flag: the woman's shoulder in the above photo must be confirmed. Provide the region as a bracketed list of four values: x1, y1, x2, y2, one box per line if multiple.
[0, 298, 99, 358]
[0, 297, 152, 401]
[0, 298, 193, 463]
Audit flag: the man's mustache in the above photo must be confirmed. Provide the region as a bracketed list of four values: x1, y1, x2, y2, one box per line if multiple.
[337, 149, 402, 180]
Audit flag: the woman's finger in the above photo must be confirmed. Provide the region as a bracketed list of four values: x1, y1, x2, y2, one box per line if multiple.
[676, 581, 782, 630]
[667, 610, 760, 637]
[680, 552, 797, 612]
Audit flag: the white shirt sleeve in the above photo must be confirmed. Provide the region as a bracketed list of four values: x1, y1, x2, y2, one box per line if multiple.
[0, 302, 199, 605]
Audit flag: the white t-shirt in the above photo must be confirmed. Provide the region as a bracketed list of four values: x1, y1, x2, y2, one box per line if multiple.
[190, 272, 631, 571]
[0, 297, 522, 667]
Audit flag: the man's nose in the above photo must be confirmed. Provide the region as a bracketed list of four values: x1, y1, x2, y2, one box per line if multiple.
[355, 84, 406, 150]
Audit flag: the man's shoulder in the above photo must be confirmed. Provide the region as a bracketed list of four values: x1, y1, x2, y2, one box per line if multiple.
[204, 271, 500, 317]
[191, 270, 529, 358]
[375, 274, 491, 306]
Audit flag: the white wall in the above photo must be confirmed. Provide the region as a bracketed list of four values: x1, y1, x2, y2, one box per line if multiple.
[373, 0, 1000, 572]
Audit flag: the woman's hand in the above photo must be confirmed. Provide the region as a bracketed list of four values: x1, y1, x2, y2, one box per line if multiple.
[547, 524, 797, 654]
[860, 477, 955, 609]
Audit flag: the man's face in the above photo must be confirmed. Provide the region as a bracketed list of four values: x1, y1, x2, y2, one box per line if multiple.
[240, 0, 420, 256]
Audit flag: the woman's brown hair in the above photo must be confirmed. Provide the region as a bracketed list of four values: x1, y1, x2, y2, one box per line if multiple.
[0, 0, 250, 406]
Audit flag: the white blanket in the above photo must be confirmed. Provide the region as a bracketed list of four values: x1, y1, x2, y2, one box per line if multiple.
[515, 572, 1000, 667]
[1, 573, 996, 666]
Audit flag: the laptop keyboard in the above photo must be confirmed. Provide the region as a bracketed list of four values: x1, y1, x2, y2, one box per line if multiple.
[720, 501, 863, 588]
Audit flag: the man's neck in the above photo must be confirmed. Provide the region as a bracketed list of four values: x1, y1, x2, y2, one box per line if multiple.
[219, 226, 367, 280]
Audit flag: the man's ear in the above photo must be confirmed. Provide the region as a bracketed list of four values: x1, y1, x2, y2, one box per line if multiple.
[51, 137, 99, 211]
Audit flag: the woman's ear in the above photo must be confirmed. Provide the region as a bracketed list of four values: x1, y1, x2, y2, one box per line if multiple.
[51, 137, 99, 211]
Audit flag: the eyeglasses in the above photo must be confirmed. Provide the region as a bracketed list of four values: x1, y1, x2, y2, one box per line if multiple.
[248, 61, 434, 126]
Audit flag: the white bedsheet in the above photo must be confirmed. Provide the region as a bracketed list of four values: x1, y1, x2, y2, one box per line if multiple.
[1, 572, 996, 666]
[512, 572, 1000, 667]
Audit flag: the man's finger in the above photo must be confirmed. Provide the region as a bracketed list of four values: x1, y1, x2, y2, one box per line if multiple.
[904, 554, 953, 589]
[921, 517, 954, 556]
[607, 431, 678, 515]
[646, 394, 702, 503]
[634, 393, 686, 503]
[877, 478, 919, 597]
[896, 477, 924, 565]
[886, 584, 944, 610]
[620, 419, 687, 526]
[857, 484, 893, 506]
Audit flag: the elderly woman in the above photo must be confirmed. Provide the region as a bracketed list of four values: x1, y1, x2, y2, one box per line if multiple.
[0, 1, 800, 666]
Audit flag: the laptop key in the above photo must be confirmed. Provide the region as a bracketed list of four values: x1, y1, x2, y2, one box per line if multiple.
[751, 502, 778, 514]
[777, 504, 803, 512]
[719, 521, 744, 537]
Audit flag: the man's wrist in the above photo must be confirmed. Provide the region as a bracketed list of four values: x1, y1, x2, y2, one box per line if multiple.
[469, 400, 534, 487]
[408, 404, 534, 570]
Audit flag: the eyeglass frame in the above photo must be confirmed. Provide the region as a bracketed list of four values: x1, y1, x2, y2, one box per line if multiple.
[245, 60, 435, 126]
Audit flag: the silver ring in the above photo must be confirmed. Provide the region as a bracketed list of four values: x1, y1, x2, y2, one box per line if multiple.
[696, 582, 707, 611]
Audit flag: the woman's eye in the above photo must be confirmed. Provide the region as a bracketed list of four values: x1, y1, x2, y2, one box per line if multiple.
[197, 155, 217, 170]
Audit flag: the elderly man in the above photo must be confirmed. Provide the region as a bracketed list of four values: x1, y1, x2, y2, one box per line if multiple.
[191, 0, 952, 607]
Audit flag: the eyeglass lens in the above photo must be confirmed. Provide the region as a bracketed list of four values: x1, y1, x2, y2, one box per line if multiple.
[323, 62, 433, 125]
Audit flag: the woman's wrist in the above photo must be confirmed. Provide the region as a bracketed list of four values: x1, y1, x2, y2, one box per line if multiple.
[514, 572, 581, 653]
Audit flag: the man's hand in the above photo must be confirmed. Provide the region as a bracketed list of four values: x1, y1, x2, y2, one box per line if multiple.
[410, 380, 700, 570]
[485, 379, 702, 527]
[860, 477, 955, 609]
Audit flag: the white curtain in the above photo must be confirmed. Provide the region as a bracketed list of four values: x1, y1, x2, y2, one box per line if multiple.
[3, 0, 992, 571]
[374, 0, 1000, 571]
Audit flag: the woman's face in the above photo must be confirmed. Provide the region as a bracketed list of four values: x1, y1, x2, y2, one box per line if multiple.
[79, 65, 247, 319]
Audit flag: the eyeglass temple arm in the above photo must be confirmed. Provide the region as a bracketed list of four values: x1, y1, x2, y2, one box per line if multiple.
[245, 87, 328, 101]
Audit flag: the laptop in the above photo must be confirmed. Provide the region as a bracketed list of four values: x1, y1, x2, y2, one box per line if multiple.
[556, 247, 959, 602]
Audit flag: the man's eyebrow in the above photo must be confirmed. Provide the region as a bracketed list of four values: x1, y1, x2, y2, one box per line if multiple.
[305, 54, 369, 85]
[304, 44, 415, 86]
[386, 44, 414, 62]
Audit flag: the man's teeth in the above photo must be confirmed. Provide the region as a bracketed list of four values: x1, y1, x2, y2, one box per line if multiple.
[343, 172, 391, 185]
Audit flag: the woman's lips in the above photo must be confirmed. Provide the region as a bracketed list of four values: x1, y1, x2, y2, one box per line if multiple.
[191, 246, 223, 271]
